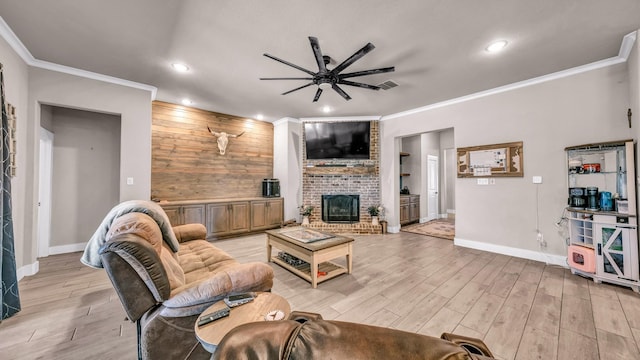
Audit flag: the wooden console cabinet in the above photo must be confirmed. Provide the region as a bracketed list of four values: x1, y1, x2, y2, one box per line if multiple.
[160, 197, 284, 239]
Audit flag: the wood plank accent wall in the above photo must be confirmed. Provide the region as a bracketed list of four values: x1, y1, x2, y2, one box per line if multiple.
[151, 101, 274, 201]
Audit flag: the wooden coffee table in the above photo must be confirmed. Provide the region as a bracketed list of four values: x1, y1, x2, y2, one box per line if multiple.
[194, 292, 290, 353]
[266, 227, 354, 288]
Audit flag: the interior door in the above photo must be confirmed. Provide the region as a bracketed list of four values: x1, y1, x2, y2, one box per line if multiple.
[427, 155, 439, 220]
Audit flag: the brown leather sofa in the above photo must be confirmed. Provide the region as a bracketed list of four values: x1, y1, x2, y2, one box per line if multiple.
[213, 312, 495, 360]
[98, 211, 274, 360]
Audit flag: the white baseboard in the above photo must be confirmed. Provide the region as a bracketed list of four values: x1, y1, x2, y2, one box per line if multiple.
[454, 237, 568, 267]
[17, 260, 39, 281]
[388, 225, 401, 233]
[49, 242, 86, 255]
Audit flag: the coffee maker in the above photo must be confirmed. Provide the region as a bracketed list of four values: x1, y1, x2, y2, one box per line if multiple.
[568, 187, 587, 209]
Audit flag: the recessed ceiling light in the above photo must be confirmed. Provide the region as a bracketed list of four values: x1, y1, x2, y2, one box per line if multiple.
[181, 98, 193, 105]
[256, 114, 264, 120]
[486, 40, 508, 53]
[322, 106, 332, 113]
[171, 63, 190, 72]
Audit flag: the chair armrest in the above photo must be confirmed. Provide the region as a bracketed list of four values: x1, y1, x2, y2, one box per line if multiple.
[160, 262, 274, 317]
[99, 234, 171, 321]
[173, 223, 207, 243]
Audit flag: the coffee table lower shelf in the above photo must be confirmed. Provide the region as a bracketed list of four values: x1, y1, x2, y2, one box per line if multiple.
[271, 257, 347, 285]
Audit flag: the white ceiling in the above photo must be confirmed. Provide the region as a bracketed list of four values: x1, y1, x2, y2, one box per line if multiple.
[1, 1, 640, 122]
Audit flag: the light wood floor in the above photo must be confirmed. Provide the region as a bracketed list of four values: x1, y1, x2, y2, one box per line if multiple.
[1, 231, 640, 359]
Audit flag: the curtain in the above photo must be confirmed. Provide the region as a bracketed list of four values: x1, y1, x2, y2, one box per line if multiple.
[0, 63, 20, 320]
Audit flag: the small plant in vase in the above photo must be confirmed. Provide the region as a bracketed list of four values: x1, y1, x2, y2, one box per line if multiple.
[367, 205, 383, 225]
[299, 205, 314, 225]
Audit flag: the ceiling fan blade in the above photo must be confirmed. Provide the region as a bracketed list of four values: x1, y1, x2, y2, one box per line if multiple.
[331, 42, 375, 75]
[331, 83, 352, 101]
[338, 80, 381, 90]
[309, 37, 327, 74]
[281, 82, 314, 95]
[339, 66, 395, 79]
[313, 88, 323, 102]
[260, 77, 314, 80]
[263, 53, 316, 76]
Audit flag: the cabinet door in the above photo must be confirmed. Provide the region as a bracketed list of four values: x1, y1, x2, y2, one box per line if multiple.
[400, 204, 410, 224]
[162, 205, 182, 226]
[596, 224, 639, 281]
[409, 201, 419, 222]
[229, 202, 250, 233]
[251, 200, 268, 229]
[266, 199, 284, 226]
[183, 204, 206, 226]
[206, 203, 230, 237]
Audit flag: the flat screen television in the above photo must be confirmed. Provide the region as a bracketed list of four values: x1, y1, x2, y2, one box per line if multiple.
[304, 121, 371, 160]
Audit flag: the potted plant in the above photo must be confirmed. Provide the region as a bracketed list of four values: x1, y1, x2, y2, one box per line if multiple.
[367, 205, 383, 225]
[299, 205, 314, 225]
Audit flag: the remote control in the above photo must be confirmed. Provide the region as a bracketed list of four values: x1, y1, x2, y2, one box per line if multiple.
[224, 293, 255, 308]
[197, 307, 230, 327]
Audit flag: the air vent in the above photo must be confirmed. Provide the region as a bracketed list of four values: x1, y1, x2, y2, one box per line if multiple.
[377, 80, 399, 90]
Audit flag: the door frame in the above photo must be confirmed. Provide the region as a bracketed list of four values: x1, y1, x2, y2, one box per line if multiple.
[427, 155, 439, 221]
[38, 127, 54, 258]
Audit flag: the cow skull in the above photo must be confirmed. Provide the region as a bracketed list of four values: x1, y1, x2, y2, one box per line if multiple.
[207, 126, 245, 155]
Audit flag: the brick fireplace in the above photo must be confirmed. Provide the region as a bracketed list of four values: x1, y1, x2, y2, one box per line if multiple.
[301, 120, 381, 234]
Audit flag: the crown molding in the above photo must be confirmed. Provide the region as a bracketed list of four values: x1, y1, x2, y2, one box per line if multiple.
[0, 16, 157, 98]
[382, 31, 637, 121]
[300, 115, 382, 122]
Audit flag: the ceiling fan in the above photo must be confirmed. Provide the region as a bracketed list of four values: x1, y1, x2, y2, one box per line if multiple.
[260, 36, 395, 102]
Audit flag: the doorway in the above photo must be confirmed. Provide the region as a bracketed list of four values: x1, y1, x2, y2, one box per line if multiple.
[38, 105, 121, 256]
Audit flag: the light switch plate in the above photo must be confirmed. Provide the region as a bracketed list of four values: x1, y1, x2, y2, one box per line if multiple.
[127, 177, 134, 185]
[532, 176, 542, 184]
[477, 178, 489, 185]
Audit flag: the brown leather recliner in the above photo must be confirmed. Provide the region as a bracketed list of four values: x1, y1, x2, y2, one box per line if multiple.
[98, 211, 274, 360]
[213, 312, 495, 360]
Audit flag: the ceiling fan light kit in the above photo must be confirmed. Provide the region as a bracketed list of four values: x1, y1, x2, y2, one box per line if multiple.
[260, 36, 395, 102]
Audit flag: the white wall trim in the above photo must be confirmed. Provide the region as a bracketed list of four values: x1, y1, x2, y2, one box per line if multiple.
[49, 243, 87, 256]
[382, 31, 637, 122]
[17, 261, 39, 281]
[618, 31, 637, 60]
[454, 237, 568, 267]
[0, 16, 157, 98]
[300, 116, 382, 122]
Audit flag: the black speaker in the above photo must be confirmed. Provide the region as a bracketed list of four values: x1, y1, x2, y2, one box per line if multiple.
[262, 179, 280, 197]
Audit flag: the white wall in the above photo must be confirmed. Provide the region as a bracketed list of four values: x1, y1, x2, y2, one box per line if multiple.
[440, 129, 456, 215]
[1, 36, 153, 275]
[50, 107, 120, 249]
[381, 62, 633, 264]
[273, 118, 302, 221]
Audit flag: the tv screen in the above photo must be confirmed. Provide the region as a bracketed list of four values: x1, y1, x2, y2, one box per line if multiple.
[304, 122, 370, 160]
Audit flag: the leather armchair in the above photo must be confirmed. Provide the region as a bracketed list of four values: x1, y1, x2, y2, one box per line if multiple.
[213, 312, 495, 360]
[99, 212, 274, 360]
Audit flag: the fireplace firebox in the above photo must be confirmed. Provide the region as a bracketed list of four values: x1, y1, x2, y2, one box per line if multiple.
[322, 194, 360, 223]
